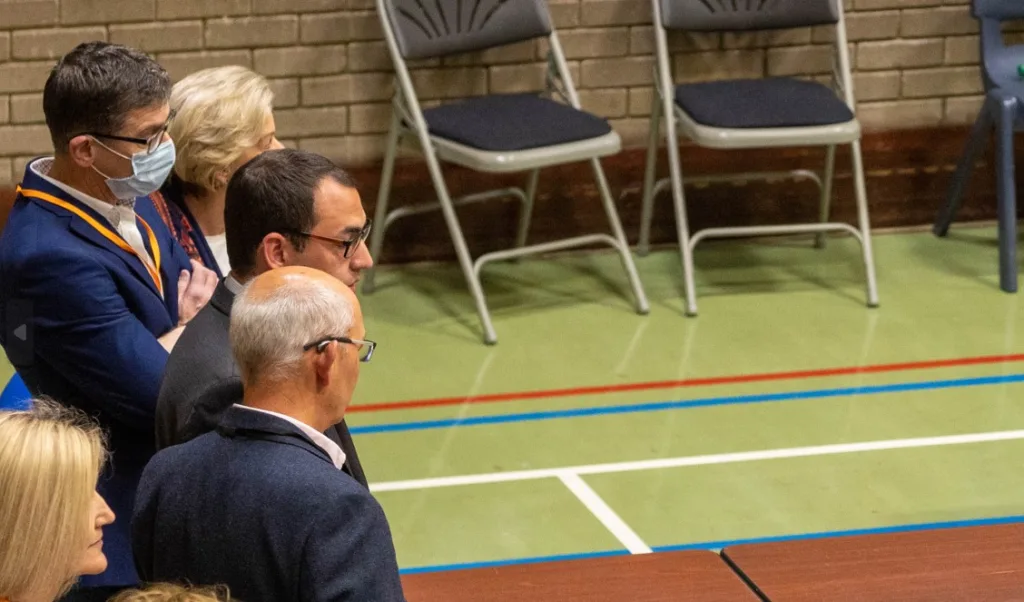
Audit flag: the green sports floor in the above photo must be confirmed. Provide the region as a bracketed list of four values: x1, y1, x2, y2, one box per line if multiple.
[5, 225, 1024, 573]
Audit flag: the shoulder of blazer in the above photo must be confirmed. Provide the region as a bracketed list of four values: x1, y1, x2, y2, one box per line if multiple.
[217, 406, 335, 466]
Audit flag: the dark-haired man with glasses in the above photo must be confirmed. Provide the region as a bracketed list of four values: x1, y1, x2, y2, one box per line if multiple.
[155, 148, 373, 489]
[0, 42, 217, 600]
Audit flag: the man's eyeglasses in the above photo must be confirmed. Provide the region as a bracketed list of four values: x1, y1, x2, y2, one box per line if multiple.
[303, 336, 376, 363]
[287, 220, 372, 259]
[74, 109, 177, 154]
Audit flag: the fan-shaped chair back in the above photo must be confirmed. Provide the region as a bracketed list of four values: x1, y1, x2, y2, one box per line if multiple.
[659, 0, 838, 32]
[379, 0, 552, 60]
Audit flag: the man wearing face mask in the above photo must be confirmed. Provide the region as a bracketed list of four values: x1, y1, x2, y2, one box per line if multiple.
[0, 42, 218, 601]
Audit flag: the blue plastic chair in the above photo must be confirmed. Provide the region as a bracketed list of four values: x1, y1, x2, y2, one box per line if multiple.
[934, 0, 1024, 293]
[0, 373, 31, 410]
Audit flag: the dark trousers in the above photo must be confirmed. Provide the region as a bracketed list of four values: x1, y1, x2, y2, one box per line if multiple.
[60, 586, 126, 602]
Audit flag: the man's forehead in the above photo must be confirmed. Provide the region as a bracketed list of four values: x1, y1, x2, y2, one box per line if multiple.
[313, 179, 365, 226]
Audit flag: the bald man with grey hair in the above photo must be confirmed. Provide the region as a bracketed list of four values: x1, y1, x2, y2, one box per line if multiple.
[132, 266, 406, 602]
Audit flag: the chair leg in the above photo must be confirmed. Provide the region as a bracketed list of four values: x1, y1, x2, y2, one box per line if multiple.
[935, 105, 994, 237]
[994, 93, 1019, 293]
[815, 145, 837, 249]
[591, 157, 650, 315]
[638, 94, 663, 257]
[418, 147, 499, 344]
[850, 139, 880, 308]
[362, 110, 402, 295]
[515, 169, 540, 250]
[663, 110, 698, 316]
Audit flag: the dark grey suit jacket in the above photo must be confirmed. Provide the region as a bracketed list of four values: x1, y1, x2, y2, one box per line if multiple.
[134, 406, 405, 602]
[154, 280, 367, 486]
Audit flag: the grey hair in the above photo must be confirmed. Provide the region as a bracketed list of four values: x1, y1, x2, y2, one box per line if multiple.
[229, 277, 355, 385]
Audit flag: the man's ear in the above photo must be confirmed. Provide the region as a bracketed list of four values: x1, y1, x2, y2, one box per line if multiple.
[67, 136, 98, 169]
[313, 341, 339, 389]
[260, 233, 290, 270]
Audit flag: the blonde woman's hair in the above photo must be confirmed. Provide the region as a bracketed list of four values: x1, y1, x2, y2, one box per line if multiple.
[0, 398, 107, 601]
[169, 65, 275, 194]
[110, 583, 233, 602]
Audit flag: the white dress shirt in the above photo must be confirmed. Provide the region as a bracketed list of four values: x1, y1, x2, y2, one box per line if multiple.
[30, 158, 160, 294]
[232, 404, 347, 470]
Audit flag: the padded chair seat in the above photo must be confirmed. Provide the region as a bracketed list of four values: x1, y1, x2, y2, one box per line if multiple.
[675, 78, 854, 129]
[422, 93, 613, 152]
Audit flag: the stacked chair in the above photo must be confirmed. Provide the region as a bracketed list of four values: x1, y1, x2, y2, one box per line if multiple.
[934, 0, 1024, 293]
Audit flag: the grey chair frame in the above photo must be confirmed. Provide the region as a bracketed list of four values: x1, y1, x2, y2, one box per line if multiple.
[364, 0, 649, 345]
[933, 0, 1024, 293]
[638, 0, 879, 316]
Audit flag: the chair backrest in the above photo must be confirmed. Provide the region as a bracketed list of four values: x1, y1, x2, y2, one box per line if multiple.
[379, 0, 552, 60]
[974, 0, 1024, 20]
[973, 0, 1024, 92]
[659, 0, 838, 32]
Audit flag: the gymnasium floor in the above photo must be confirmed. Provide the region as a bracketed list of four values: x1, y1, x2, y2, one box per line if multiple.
[5, 224, 1024, 574]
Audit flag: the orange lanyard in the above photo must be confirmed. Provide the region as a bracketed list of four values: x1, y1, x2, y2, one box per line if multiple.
[17, 186, 164, 297]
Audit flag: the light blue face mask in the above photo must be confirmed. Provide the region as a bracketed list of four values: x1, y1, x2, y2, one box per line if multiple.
[91, 138, 176, 201]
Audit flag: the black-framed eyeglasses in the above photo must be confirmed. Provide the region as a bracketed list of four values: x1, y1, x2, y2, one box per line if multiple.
[73, 109, 177, 154]
[287, 220, 372, 259]
[303, 336, 376, 363]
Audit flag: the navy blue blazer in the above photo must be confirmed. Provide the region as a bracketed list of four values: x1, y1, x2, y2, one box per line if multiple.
[132, 406, 407, 602]
[0, 162, 193, 588]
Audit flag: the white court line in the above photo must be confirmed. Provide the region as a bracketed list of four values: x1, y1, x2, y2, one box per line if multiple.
[370, 429, 1024, 493]
[558, 472, 652, 554]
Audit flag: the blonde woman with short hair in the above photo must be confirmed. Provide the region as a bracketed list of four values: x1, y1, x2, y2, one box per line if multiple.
[0, 399, 115, 602]
[152, 65, 284, 277]
[109, 583, 231, 602]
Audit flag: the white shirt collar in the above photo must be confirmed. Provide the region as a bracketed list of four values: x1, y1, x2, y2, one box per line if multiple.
[232, 404, 347, 470]
[224, 273, 245, 295]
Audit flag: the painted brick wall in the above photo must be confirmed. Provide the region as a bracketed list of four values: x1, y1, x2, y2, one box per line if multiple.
[0, 0, 1006, 184]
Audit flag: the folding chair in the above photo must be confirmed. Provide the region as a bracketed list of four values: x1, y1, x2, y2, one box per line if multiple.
[638, 0, 879, 316]
[933, 0, 1024, 293]
[365, 0, 649, 344]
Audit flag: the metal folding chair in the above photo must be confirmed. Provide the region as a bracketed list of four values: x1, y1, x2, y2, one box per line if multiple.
[933, 0, 1024, 293]
[638, 0, 879, 316]
[365, 0, 649, 344]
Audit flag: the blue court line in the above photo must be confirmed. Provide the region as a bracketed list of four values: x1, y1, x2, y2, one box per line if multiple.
[397, 514, 1024, 575]
[399, 549, 630, 575]
[352, 372, 1024, 435]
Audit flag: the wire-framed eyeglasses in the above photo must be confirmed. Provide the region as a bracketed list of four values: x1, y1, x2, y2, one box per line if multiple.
[286, 220, 372, 259]
[303, 336, 376, 363]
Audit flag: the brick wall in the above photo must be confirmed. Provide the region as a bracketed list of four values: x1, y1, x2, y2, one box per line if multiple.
[0, 0, 1003, 185]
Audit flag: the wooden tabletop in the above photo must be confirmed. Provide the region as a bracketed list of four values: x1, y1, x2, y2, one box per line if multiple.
[723, 523, 1024, 602]
[402, 550, 762, 602]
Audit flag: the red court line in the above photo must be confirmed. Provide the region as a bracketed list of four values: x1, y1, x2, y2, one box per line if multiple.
[348, 353, 1024, 414]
